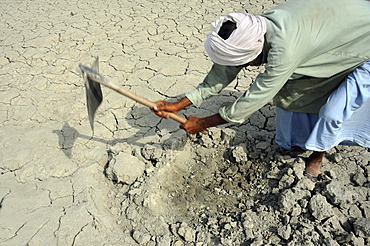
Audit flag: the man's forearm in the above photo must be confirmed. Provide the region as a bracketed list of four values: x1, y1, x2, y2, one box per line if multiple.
[200, 113, 228, 129]
[176, 97, 193, 111]
[180, 113, 228, 134]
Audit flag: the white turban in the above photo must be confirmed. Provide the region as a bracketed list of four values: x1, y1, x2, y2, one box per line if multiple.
[204, 13, 267, 66]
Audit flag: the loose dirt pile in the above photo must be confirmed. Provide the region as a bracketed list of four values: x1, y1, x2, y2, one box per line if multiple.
[104, 114, 370, 246]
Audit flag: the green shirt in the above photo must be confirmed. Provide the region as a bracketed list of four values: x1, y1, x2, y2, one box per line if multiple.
[186, 0, 370, 124]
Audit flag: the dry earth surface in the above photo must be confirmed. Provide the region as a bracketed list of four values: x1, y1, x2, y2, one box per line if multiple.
[1, 0, 369, 245]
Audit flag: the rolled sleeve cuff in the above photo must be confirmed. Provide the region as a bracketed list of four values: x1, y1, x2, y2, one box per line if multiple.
[185, 90, 204, 108]
[219, 105, 253, 124]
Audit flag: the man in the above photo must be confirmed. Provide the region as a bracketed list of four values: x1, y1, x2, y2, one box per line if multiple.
[153, 0, 370, 178]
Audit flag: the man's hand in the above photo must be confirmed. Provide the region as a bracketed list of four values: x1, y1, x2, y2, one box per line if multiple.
[152, 97, 192, 119]
[180, 114, 228, 134]
[152, 101, 178, 119]
[180, 115, 205, 134]
[152, 97, 228, 134]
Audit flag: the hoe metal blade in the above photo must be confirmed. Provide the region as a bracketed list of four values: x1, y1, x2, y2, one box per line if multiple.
[80, 57, 102, 131]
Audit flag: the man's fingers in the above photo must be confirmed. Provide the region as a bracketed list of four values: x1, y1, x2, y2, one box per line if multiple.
[155, 110, 169, 119]
[179, 116, 201, 135]
[153, 101, 166, 111]
[161, 111, 169, 118]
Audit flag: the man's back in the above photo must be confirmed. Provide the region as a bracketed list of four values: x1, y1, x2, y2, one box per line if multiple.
[262, 0, 370, 78]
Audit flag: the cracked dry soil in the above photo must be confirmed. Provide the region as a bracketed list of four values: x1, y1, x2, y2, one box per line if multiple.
[105, 122, 370, 246]
[1, 0, 369, 245]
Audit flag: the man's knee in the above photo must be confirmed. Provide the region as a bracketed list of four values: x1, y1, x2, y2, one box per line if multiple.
[319, 108, 343, 129]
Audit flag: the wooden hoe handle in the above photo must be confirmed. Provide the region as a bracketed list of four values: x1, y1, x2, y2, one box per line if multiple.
[80, 64, 208, 134]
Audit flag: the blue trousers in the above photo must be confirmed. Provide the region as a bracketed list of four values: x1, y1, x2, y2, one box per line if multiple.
[275, 60, 370, 151]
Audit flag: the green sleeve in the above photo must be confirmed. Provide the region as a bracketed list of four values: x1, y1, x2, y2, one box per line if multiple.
[185, 64, 242, 107]
[219, 47, 298, 124]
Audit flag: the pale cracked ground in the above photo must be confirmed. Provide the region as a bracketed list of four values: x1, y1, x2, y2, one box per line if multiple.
[0, 0, 280, 245]
[2, 0, 368, 246]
